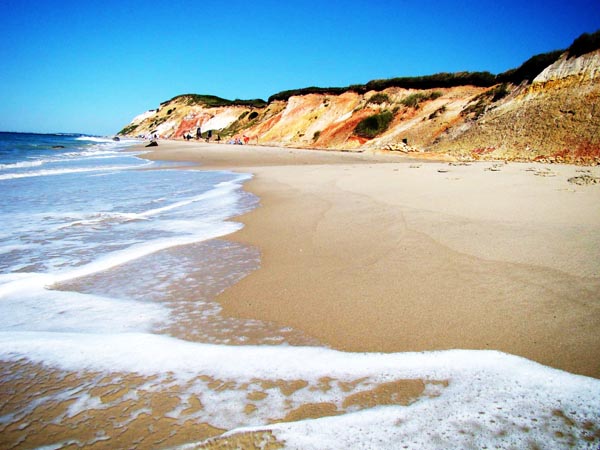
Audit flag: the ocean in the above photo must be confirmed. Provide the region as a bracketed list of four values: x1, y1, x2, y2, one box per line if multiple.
[0, 132, 598, 449]
[0, 132, 314, 346]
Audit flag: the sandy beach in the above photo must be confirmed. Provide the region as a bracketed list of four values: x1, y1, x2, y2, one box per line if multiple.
[1, 138, 599, 449]
[145, 140, 600, 379]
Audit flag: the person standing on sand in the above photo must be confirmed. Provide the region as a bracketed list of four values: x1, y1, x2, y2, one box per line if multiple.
[196, 127, 201, 140]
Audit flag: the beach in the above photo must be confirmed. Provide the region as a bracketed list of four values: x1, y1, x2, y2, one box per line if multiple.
[1, 136, 599, 449]
[146, 140, 600, 379]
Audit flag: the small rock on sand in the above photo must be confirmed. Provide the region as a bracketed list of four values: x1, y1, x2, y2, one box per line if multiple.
[567, 175, 600, 185]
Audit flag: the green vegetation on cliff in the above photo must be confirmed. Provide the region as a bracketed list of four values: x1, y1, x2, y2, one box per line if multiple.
[566, 29, 600, 58]
[119, 31, 600, 155]
[268, 72, 496, 103]
[118, 123, 138, 135]
[496, 50, 564, 84]
[354, 111, 394, 138]
[162, 94, 267, 108]
[360, 72, 497, 93]
[266, 30, 599, 103]
[150, 30, 598, 112]
[367, 93, 391, 105]
[400, 91, 442, 109]
[268, 86, 349, 103]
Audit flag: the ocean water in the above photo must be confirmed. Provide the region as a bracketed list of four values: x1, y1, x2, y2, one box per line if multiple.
[0, 132, 598, 449]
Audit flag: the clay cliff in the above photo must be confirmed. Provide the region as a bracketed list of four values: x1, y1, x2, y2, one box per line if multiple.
[119, 31, 600, 164]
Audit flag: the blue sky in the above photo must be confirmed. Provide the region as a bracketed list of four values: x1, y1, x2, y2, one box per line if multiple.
[0, 0, 598, 135]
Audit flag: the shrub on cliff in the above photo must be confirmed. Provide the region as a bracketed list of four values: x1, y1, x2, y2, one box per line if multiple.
[490, 83, 510, 101]
[497, 50, 563, 84]
[232, 98, 268, 108]
[118, 124, 138, 136]
[267, 72, 495, 103]
[367, 93, 390, 105]
[268, 86, 347, 103]
[567, 29, 600, 58]
[164, 94, 266, 108]
[495, 30, 600, 84]
[354, 111, 394, 138]
[460, 83, 510, 120]
[400, 91, 442, 109]
[359, 72, 496, 93]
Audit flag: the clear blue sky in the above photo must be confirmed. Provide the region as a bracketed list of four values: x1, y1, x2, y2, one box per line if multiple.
[1, 0, 598, 136]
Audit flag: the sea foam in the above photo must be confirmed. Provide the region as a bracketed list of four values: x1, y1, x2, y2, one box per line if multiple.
[0, 164, 148, 180]
[0, 333, 598, 449]
[75, 136, 117, 143]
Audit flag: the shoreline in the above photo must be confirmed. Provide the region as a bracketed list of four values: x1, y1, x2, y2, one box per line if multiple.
[1, 137, 599, 449]
[140, 140, 600, 378]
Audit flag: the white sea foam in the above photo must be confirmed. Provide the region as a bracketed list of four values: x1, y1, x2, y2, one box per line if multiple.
[75, 136, 116, 143]
[0, 220, 243, 298]
[0, 333, 597, 448]
[61, 150, 122, 158]
[52, 221, 243, 284]
[0, 160, 44, 170]
[0, 151, 123, 173]
[57, 212, 148, 229]
[0, 288, 166, 333]
[0, 164, 150, 180]
[138, 176, 250, 219]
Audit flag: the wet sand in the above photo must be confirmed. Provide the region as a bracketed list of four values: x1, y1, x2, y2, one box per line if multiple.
[1, 358, 434, 449]
[145, 140, 600, 379]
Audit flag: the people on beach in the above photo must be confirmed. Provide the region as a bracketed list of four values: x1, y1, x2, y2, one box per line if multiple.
[206, 130, 212, 142]
[145, 139, 158, 147]
[196, 127, 202, 140]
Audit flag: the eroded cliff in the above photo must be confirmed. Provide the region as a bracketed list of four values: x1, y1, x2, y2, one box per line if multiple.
[431, 49, 600, 163]
[119, 33, 600, 164]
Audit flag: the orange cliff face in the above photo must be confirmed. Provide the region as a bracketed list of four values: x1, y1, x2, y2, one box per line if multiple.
[119, 49, 600, 164]
[122, 87, 490, 153]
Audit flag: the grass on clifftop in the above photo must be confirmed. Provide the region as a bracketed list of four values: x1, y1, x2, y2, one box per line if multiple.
[567, 29, 600, 58]
[268, 72, 496, 103]
[119, 29, 599, 138]
[163, 94, 267, 108]
[267, 29, 599, 104]
[496, 50, 564, 84]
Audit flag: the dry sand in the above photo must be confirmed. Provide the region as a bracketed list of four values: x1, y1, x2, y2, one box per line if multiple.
[144, 140, 600, 378]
